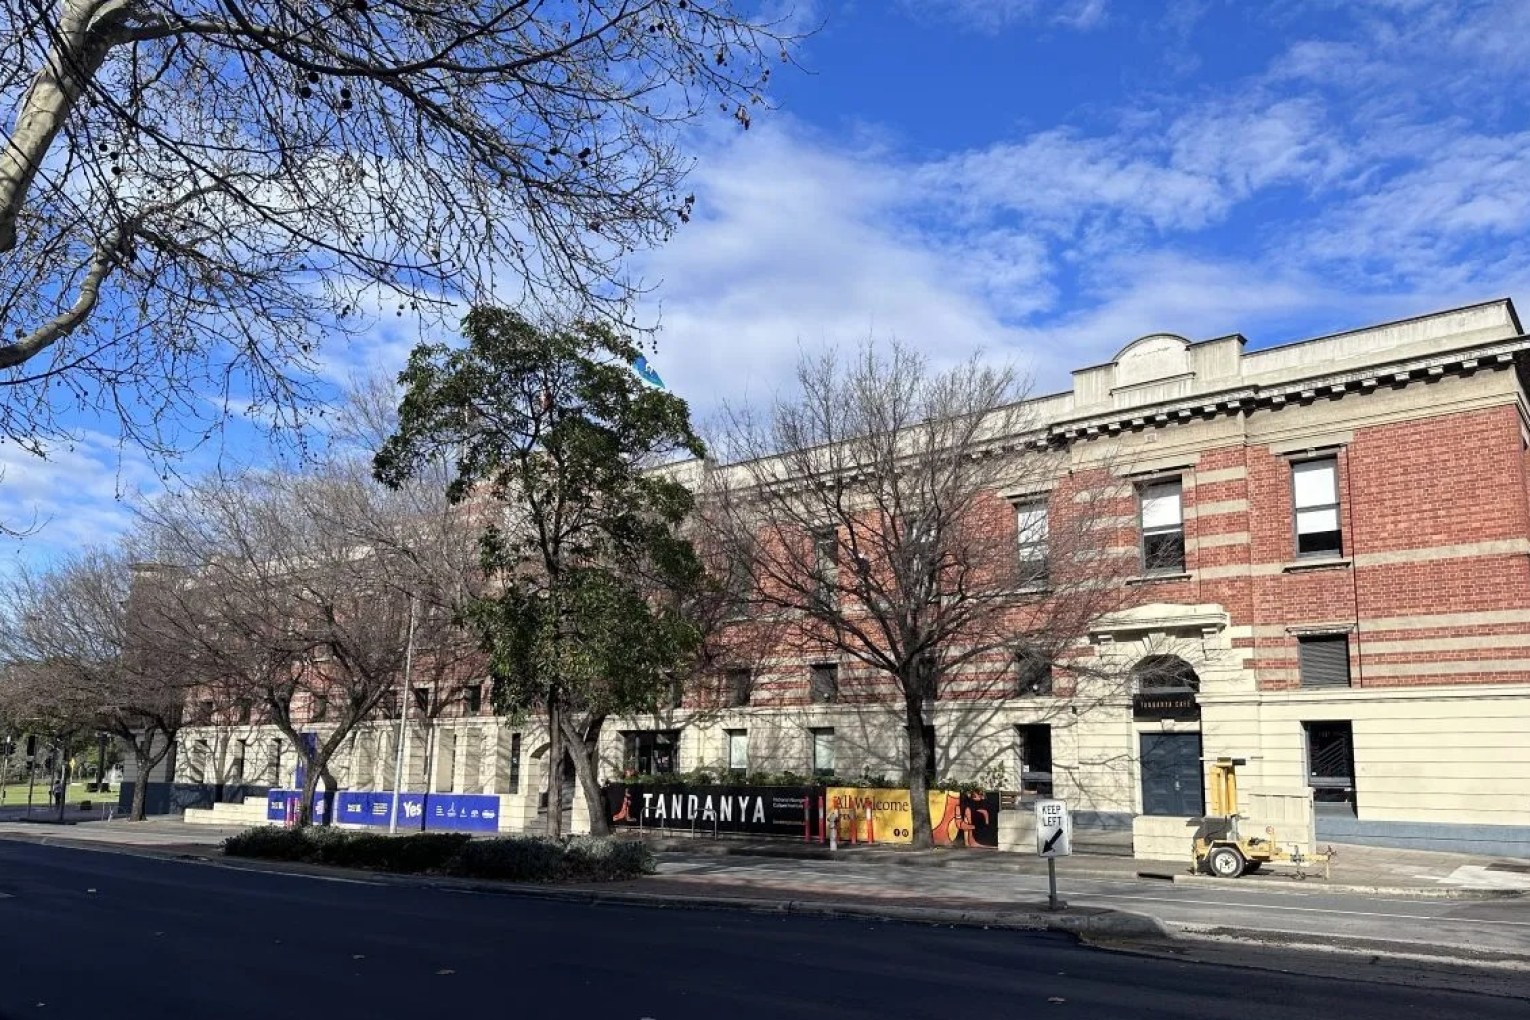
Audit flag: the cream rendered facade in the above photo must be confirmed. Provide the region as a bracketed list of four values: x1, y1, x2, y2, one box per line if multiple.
[152, 300, 1530, 857]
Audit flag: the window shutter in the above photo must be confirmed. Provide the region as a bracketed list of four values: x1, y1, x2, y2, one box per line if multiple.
[1298, 636, 1351, 688]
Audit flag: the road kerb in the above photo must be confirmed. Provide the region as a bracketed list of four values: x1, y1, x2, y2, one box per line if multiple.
[1169, 873, 1527, 900]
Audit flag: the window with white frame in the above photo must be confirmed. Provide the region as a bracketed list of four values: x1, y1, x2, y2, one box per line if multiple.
[810, 727, 836, 778]
[1139, 479, 1185, 573]
[1292, 457, 1342, 557]
[725, 729, 748, 773]
[1015, 500, 1048, 587]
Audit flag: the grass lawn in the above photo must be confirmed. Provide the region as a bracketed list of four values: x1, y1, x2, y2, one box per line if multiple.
[0, 780, 118, 810]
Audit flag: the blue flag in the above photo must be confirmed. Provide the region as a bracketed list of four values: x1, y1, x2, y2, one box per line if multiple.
[632, 354, 666, 389]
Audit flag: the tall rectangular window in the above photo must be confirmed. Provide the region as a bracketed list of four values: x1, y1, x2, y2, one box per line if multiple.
[810, 663, 839, 704]
[1139, 479, 1185, 573]
[1017, 724, 1053, 798]
[1304, 721, 1356, 814]
[1015, 646, 1053, 696]
[725, 729, 748, 774]
[508, 733, 522, 794]
[725, 668, 752, 708]
[1015, 501, 1049, 587]
[463, 684, 483, 715]
[810, 727, 836, 778]
[311, 694, 329, 723]
[412, 687, 432, 713]
[812, 526, 838, 605]
[1298, 635, 1351, 688]
[1293, 457, 1342, 557]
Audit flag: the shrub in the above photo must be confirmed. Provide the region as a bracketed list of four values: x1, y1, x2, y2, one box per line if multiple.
[222, 827, 652, 883]
[559, 836, 655, 882]
[223, 826, 314, 861]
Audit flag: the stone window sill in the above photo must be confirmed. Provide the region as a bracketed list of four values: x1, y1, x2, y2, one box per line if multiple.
[1282, 557, 1352, 573]
[1125, 572, 1192, 586]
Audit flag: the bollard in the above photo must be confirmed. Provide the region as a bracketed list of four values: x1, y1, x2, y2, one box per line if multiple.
[828, 810, 839, 851]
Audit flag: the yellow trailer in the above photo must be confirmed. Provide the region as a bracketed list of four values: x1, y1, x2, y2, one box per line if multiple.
[1191, 757, 1333, 879]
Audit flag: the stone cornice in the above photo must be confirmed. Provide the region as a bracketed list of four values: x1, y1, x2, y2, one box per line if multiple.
[1044, 335, 1530, 447]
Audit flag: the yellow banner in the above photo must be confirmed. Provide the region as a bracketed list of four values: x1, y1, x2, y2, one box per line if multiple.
[827, 787, 999, 847]
[826, 787, 916, 843]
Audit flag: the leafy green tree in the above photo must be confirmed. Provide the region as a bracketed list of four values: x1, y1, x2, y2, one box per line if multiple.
[376, 307, 705, 837]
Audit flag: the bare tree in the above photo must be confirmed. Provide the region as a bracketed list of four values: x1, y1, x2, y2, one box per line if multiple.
[0, 0, 800, 456]
[137, 456, 479, 825]
[0, 547, 198, 820]
[708, 340, 1135, 847]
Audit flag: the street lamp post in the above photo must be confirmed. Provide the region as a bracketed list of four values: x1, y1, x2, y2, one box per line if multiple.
[387, 595, 418, 835]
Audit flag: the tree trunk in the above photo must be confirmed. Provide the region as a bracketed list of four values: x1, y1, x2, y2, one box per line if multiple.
[320, 769, 338, 828]
[562, 713, 610, 838]
[130, 734, 154, 822]
[296, 757, 322, 828]
[543, 695, 563, 839]
[905, 698, 933, 849]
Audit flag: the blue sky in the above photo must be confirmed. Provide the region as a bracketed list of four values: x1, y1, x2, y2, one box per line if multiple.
[6, 0, 1530, 564]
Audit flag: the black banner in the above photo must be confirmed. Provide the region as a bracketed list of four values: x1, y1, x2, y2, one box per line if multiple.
[604, 784, 821, 839]
[1133, 691, 1200, 720]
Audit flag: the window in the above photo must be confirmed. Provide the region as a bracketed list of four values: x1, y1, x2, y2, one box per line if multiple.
[1017, 724, 1053, 798]
[725, 668, 752, 708]
[1139, 479, 1185, 573]
[809, 663, 839, 704]
[725, 729, 748, 774]
[1015, 500, 1049, 587]
[311, 694, 329, 723]
[412, 687, 432, 713]
[812, 526, 838, 604]
[1298, 635, 1351, 688]
[1304, 721, 1356, 814]
[234, 700, 252, 725]
[463, 684, 483, 715]
[623, 730, 680, 775]
[267, 739, 283, 785]
[810, 727, 836, 778]
[508, 733, 522, 794]
[196, 700, 215, 725]
[232, 739, 248, 785]
[1293, 457, 1342, 557]
[1015, 646, 1053, 696]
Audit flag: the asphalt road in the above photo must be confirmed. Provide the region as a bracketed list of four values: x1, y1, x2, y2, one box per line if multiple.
[0, 842, 1526, 1020]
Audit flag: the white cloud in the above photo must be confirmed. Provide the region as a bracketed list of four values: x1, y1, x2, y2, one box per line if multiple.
[900, 0, 1110, 33]
[0, 431, 163, 573]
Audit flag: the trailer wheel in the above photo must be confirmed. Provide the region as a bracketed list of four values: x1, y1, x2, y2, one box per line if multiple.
[1207, 846, 1246, 878]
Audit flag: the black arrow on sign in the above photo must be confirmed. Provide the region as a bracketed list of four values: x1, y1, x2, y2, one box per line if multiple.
[1043, 828, 1064, 853]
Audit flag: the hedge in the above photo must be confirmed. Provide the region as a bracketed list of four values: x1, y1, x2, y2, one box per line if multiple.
[221, 827, 655, 883]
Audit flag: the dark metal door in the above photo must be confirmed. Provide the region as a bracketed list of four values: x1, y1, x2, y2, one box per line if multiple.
[1140, 732, 1204, 816]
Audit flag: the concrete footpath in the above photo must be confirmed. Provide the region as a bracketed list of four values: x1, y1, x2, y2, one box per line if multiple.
[4, 817, 1528, 968]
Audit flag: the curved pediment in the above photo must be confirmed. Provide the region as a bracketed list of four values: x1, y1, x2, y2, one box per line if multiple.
[1114, 333, 1191, 387]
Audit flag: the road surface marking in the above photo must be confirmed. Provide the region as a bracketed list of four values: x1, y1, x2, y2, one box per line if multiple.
[1095, 893, 1530, 928]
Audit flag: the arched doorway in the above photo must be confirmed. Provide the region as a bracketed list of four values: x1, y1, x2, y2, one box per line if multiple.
[1132, 655, 1205, 817]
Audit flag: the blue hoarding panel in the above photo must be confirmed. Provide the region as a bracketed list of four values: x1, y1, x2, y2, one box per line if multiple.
[265, 790, 325, 822]
[424, 793, 500, 832]
[269, 790, 499, 832]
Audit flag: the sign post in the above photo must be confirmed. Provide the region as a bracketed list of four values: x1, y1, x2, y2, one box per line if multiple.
[1034, 798, 1071, 911]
